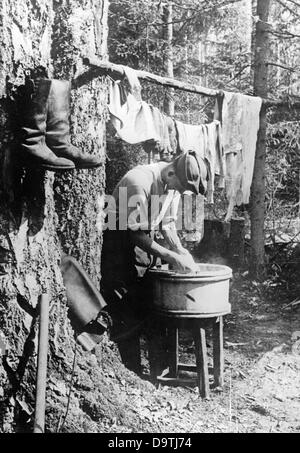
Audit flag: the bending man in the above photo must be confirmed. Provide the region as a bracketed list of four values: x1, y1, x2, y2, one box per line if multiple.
[101, 151, 208, 348]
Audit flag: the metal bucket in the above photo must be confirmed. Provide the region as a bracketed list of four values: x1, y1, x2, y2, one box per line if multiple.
[149, 263, 232, 318]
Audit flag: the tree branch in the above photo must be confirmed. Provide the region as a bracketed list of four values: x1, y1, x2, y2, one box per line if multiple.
[172, 0, 242, 12]
[226, 64, 251, 83]
[284, 0, 300, 7]
[275, 0, 300, 17]
[111, 0, 245, 28]
[269, 28, 300, 38]
[266, 61, 299, 72]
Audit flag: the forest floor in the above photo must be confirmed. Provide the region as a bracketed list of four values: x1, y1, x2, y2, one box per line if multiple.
[46, 250, 300, 434]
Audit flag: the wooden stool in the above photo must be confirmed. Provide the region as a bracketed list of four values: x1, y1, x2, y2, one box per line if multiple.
[148, 314, 225, 399]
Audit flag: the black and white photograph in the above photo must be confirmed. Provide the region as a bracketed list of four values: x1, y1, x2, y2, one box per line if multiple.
[0, 0, 299, 437]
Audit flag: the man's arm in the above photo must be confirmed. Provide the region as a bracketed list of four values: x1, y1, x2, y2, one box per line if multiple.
[161, 222, 187, 254]
[129, 230, 175, 261]
[160, 191, 190, 255]
[128, 230, 197, 272]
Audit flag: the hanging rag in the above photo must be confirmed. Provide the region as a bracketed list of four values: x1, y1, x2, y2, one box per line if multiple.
[165, 115, 177, 156]
[142, 106, 163, 159]
[108, 65, 178, 155]
[215, 91, 262, 220]
[160, 113, 177, 157]
[204, 120, 225, 203]
[121, 66, 142, 101]
[175, 120, 206, 157]
[143, 108, 177, 159]
[108, 80, 160, 144]
[175, 119, 226, 203]
[150, 108, 169, 153]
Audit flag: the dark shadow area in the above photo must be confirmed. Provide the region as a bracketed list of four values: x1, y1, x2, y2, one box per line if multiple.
[1, 72, 49, 235]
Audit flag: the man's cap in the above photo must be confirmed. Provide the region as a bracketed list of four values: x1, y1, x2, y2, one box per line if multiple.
[174, 151, 208, 195]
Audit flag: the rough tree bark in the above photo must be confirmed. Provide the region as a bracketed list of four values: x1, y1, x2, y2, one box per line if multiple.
[250, 0, 272, 279]
[0, 0, 108, 433]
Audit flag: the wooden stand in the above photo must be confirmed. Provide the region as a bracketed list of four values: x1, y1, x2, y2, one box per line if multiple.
[148, 315, 225, 399]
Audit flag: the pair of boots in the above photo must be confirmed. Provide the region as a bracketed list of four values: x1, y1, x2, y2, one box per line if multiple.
[20, 78, 101, 171]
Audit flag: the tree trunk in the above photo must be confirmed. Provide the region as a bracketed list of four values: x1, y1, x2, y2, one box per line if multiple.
[162, 2, 174, 116]
[0, 0, 108, 433]
[250, 0, 272, 279]
[198, 35, 208, 89]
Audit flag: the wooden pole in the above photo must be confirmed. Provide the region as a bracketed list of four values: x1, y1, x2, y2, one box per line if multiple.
[33, 294, 50, 433]
[74, 56, 221, 98]
[73, 56, 300, 109]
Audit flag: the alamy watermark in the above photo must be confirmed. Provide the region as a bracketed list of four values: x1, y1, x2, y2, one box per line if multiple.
[96, 188, 203, 232]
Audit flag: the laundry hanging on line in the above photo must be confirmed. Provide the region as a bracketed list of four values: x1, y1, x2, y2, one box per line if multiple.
[175, 120, 207, 156]
[108, 71, 262, 212]
[214, 91, 262, 221]
[121, 65, 142, 102]
[175, 119, 225, 204]
[204, 120, 226, 203]
[142, 107, 178, 158]
[108, 78, 224, 203]
[108, 80, 160, 144]
[108, 79, 178, 157]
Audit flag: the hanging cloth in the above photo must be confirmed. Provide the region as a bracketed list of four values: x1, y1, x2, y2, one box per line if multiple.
[165, 115, 177, 156]
[204, 120, 225, 203]
[175, 121, 206, 157]
[175, 119, 226, 203]
[121, 66, 142, 101]
[108, 66, 177, 156]
[108, 80, 160, 144]
[215, 92, 262, 220]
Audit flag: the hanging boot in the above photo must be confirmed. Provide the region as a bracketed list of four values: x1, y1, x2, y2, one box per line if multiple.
[20, 78, 75, 171]
[46, 80, 102, 169]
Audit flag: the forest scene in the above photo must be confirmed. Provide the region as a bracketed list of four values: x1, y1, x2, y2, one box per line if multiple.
[0, 0, 299, 436]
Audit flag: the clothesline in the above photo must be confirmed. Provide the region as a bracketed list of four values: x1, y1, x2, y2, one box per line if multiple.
[73, 56, 300, 108]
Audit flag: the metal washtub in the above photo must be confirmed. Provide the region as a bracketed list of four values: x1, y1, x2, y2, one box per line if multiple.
[149, 263, 232, 318]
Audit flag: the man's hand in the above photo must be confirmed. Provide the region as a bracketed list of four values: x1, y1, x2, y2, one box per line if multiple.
[176, 246, 192, 256]
[169, 251, 198, 273]
[128, 230, 198, 273]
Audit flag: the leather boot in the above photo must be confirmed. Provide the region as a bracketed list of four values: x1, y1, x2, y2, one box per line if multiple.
[46, 80, 102, 169]
[20, 78, 75, 171]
